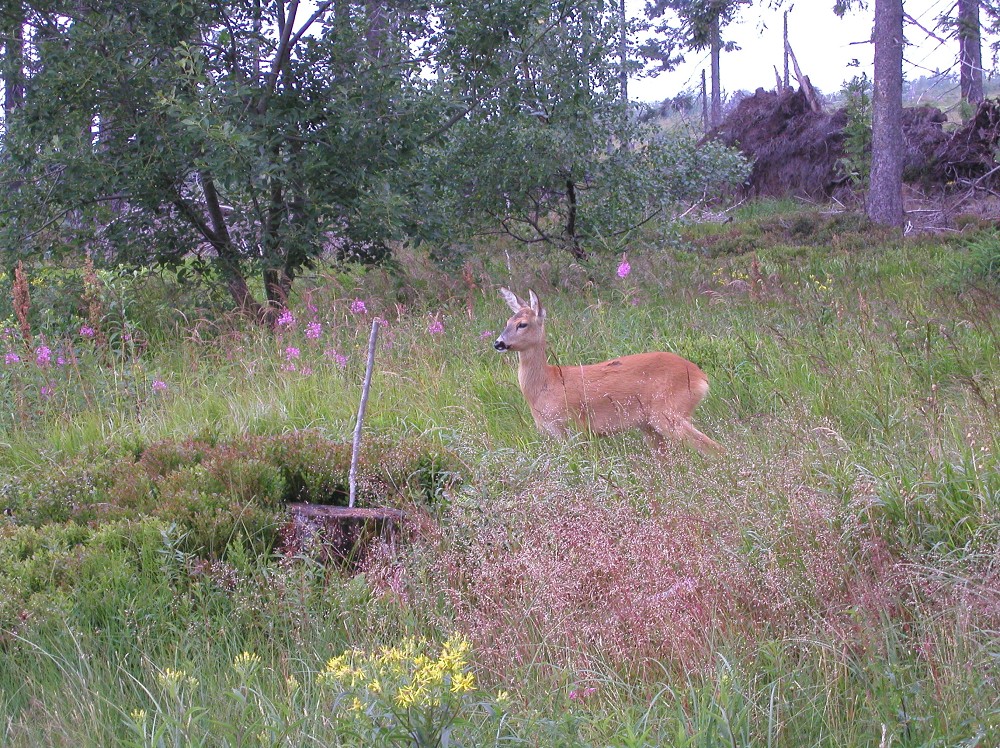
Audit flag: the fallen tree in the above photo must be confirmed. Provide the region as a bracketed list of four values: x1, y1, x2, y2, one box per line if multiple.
[702, 87, 1000, 200]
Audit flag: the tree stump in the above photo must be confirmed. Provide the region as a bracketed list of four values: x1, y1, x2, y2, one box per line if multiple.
[282, 503, 405, 568]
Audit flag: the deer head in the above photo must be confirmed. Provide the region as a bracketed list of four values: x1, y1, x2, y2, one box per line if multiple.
[494, 288, 546, 353]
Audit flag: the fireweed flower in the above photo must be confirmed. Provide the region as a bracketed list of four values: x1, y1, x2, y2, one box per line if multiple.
[152, 380, 168, 393]
[305, 321, 322, 339]
[285, 346, 300, 361]
[4, 352, 20, 365]
[40, 385, 54, 398]
[617, 256, 631, 279]
[35, 345, 52, 366]
[326, 349, 348, 368]
[428, 316, 444, 335]
[350, 298, 368, 315]
[80, 325, 96, 339]
[276, 309, 296, 327]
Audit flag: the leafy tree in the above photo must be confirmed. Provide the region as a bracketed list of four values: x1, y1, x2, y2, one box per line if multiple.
[1, 0, 563, 317]
[641, 0, 752, 129]
[0, 0, 750, 314]
[424, 0, 749, 260]
[1, 0, 447, 317]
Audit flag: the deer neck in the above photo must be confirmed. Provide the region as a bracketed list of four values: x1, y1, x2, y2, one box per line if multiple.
[516, 343, 553, 400]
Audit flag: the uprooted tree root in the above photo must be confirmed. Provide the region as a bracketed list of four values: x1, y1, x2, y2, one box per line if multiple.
[704, 88, 1000, 203]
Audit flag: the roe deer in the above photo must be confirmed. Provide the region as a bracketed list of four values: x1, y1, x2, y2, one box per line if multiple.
[493, 288, 723, 456]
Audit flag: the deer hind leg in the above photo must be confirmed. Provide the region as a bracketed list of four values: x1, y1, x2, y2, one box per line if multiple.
[650, 414, 724, 457]
[639, 424, 670, 456]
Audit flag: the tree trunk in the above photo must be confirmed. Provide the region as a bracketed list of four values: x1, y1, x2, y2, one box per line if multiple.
[958, 0, 983, 106]
[564, 179, 585, 260]
[701, 68, 708, 133]
[782, 11, 789, 91]
[867, 0, 904, 228]
[710, 13, 722, 128]
[618, 0, 628, 105]
[3, 2, 25, 116]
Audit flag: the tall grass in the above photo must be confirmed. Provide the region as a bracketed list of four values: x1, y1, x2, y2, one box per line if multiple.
[0, 209, 997, 746]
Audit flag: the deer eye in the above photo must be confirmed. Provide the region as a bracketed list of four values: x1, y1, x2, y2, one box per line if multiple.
[516, 322, 528, 329]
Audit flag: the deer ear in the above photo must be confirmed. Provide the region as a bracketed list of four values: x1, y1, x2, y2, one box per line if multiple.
[528, 290, 544, 318]
[499, 287, 525, 313]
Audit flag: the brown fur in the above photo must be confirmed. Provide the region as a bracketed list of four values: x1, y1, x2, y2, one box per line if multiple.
[495, 288, 723, 456]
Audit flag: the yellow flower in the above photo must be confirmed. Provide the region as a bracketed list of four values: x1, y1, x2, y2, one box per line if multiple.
[285, 675, 300, 692]
[130, 708, 147, 723]
[396, 685, 417, 707]
[350, 697, 365, 712]
[496, 690, 510, 703]
[157, 667, 197, 690]
[323, 654, 353, 681]
[450, 672, 475, 694]
[440, 634, 471, 672]
[233, 651, 262, 677]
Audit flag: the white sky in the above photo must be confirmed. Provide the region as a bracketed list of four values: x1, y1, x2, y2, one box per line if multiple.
[629, 0, 989, 101]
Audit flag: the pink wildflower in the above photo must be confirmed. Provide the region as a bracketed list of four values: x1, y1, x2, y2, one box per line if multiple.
[80, 325, 95, 339]
[617, 256, 631, 279]
[152, 380, 168, 392]
[40, 384, 54, 399]
[569, 687, 597, 701]
[350, 298, 368, 315]
[428, 316, 444, 335]
[276, 310, 296, 327]
[285, 346, 300, 361]
[5, 352, 20, 365]
[305, 321, 322, 340]
[326, 349, 348, 368]
[35, 345, 51, 366]
[479, 330, 495, 341]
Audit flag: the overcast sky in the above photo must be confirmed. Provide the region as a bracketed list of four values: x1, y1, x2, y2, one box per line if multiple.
[629, 0, 989, 102]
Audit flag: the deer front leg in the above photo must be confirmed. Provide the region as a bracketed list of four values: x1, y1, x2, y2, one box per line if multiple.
[531, 409, 569, 440]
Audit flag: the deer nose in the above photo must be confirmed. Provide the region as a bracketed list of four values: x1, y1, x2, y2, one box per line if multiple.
[494, 339, 507, 351]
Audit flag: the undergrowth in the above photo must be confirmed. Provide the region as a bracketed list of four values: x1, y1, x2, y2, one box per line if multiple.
[0, 206, 997, 747]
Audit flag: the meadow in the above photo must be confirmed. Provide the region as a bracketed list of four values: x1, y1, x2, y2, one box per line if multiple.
[0, 203, 997, 747]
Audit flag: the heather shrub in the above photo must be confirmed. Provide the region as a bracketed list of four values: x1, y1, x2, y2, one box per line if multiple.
[2, 432, 464, 560]
[0, 518, 173, 639]
[436, 464, 907, 676]
[263, 432, 354, 504]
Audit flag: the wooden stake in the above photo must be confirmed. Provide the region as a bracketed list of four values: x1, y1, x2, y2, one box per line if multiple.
[349, 319, 379, 508]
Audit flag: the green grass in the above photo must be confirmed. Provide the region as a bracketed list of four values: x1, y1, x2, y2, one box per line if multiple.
[0, 207, 997, 746]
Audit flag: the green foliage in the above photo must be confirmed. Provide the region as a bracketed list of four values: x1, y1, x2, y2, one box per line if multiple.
[0, 432, 464, 561]
[837, 73, 873, 188]
[0, 210, 997, 747]
[642, 0, 753, 70]
[950, 231, 1000, 287]
[864, 450, 999, 554]
[0, 0, 744, 310]
[424, 1, 748, 257]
